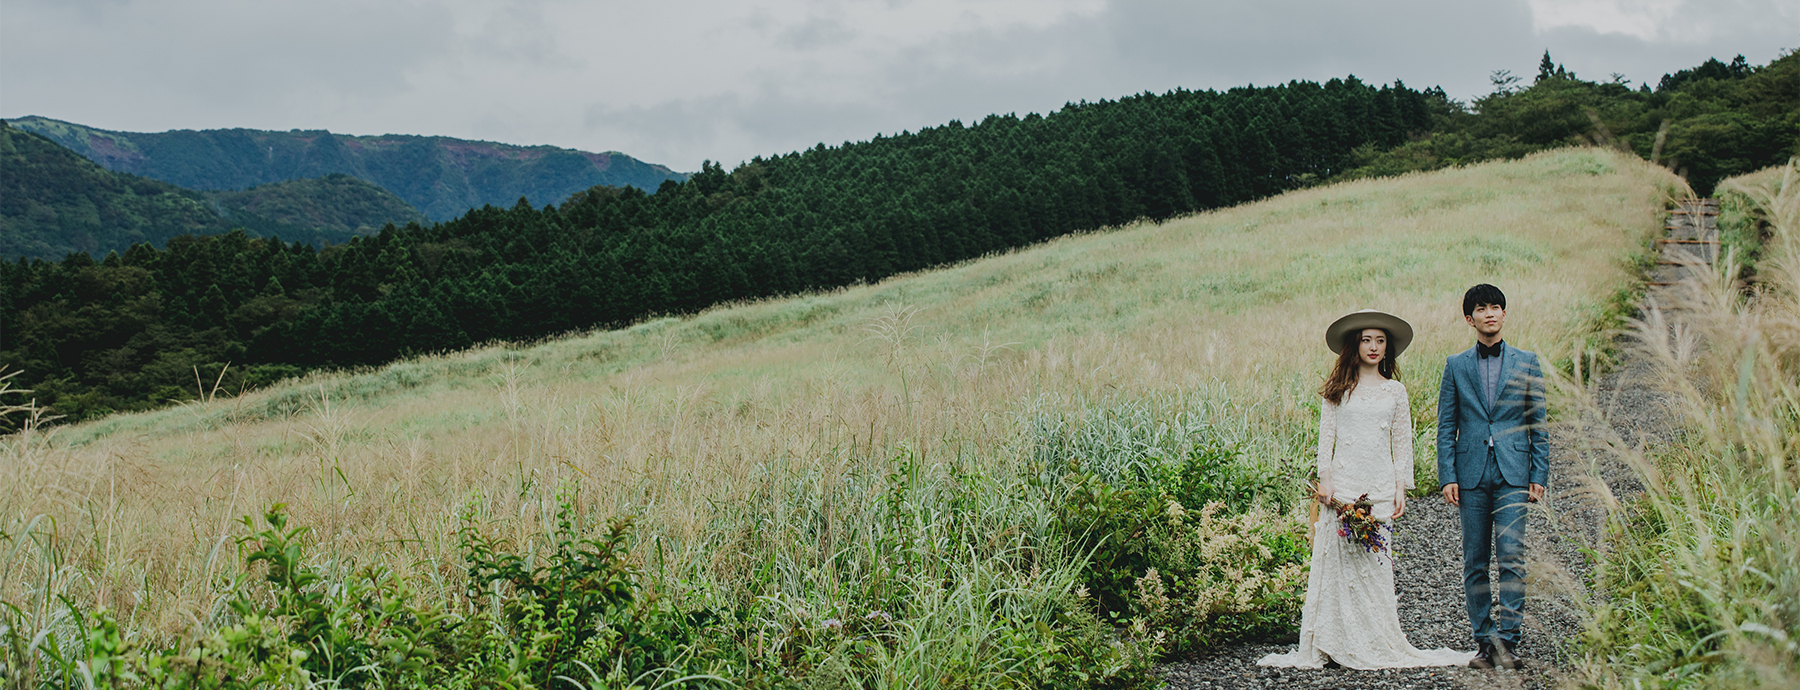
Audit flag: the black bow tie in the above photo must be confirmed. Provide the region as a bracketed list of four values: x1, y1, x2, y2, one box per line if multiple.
[1477, 341, 1504, 359]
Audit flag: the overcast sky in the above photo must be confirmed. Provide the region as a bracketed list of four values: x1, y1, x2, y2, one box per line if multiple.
[3, 0, 1794, 172]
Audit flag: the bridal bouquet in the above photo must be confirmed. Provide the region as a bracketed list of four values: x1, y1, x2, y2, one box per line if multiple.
[1314, 489, 1388, 553]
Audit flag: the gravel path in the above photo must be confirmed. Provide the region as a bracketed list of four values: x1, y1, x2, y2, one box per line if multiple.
[1159, 202, 1707, 688]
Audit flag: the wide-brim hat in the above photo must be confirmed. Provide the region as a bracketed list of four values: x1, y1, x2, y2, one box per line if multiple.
[1325, 309, 1414, 357]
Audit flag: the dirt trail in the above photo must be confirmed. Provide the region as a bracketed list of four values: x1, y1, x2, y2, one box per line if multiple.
[1158, 202, 1707, 689]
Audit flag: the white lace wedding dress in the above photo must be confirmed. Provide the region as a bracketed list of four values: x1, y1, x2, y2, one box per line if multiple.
[1258, 379, 1473, 669]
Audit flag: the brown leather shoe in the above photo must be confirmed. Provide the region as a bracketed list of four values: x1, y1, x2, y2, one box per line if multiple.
[1470, 643, 1497, 669]
[1499, 640, 1527, 669]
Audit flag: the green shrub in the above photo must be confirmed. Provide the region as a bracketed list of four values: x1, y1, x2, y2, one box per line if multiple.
[1049, 440, 1308, 656]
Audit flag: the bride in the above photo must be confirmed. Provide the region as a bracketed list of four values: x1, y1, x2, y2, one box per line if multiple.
[1259, 310, 1472, 669]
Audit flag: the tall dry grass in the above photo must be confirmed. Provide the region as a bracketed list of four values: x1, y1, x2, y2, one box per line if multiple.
[1562, 159, 1800, 687]
[0, 148, 1678, 683]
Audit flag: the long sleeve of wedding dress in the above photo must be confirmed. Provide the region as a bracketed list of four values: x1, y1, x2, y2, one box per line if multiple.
[1391, 382, 1414, 491]
[1258, 381, 1471, 670]
[1317, 398, 1337, 497]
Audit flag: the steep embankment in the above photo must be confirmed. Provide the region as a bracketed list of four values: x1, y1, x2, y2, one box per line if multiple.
[9, 115, 689, 220]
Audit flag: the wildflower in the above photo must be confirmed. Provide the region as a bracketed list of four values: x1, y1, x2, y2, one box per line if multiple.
[1324, 493, 1387, 553]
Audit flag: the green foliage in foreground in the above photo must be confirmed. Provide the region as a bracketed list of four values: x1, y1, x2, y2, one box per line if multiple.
[0, 394, 1312, 688]
[10, 499, 723, 689]
[2, 497, 1151, 690]
[1566, 163, 1800, 687]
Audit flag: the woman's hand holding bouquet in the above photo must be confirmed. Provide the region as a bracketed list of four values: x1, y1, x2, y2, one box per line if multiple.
[1310, 483, 1390, 554]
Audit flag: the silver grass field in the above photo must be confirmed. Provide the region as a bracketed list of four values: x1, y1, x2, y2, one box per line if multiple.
[7, 148, 1761, 686]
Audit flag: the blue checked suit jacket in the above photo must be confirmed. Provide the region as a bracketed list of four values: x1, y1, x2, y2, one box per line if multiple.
[1435, 343, 1550, 489]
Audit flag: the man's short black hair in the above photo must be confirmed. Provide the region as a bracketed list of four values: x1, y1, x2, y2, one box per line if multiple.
[1463, 284, 1507, 316]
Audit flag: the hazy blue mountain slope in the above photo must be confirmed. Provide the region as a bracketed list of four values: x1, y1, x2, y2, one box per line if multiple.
[1, 121, 235, 258]
[2, 122, 426, 259]
[9, 116, 689, 220]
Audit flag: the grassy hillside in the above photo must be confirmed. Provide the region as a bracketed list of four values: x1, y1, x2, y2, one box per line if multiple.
[0, 148, 1679, 686]
[8, 115, 689, 221]
[4, 78, 1447, 422]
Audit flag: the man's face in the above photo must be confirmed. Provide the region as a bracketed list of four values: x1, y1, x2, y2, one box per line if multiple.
[1466, 303, 1505, 337]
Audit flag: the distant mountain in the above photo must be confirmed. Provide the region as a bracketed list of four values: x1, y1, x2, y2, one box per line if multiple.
[199, 173, 427, 241]
[1, 122, 423, 259]
[1, 121, 236, 258]
[8, 116, 689, 221]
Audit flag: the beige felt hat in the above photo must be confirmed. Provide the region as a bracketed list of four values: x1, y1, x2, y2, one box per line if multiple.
[1325, 309, 1414, 356]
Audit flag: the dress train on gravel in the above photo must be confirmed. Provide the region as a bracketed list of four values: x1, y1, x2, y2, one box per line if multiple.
[1258, 380, 1473, 670]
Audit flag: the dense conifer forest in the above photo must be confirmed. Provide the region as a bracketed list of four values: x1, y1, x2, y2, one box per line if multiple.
[4, 51, 1796, 424]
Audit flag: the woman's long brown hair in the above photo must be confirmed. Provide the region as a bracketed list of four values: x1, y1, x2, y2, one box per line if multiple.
[1318, 328, 1400, 405]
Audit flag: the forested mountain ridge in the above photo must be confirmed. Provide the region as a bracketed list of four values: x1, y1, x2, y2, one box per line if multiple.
[7, 116, 689, 221]
[1, 123, 426, 259]
[199, 174, 428, 244]
[1, 121, 238, 258]
[3, 76, 1443, 421]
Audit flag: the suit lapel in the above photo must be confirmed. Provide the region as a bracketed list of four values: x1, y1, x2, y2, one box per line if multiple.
[1456, 348, 1488, 420]
[1496, 344, 1521, 416]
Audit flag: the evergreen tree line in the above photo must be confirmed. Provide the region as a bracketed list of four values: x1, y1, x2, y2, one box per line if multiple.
[1343, 51, 1799, 194]
[3, 77, 1440, 421]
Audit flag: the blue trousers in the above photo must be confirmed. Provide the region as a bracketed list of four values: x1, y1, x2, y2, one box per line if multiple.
[1461, 448, 1528, 645]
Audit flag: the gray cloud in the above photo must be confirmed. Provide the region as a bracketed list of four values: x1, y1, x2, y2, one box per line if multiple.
[4, 0, 1794, 172]
[777, 15, 858, 51]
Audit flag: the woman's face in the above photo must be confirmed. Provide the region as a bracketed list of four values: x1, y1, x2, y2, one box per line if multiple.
[1358, 328, 1388, 366]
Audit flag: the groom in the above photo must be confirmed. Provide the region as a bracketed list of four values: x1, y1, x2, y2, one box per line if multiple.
[1437, 284, 1549, 671]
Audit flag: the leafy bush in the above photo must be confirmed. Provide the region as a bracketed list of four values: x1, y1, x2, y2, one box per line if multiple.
[1, 478, 1174, 689]
[1130, 501, 1308, 651]
[1048, 435, 1309, 657]
[1, 494, 730, 690]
